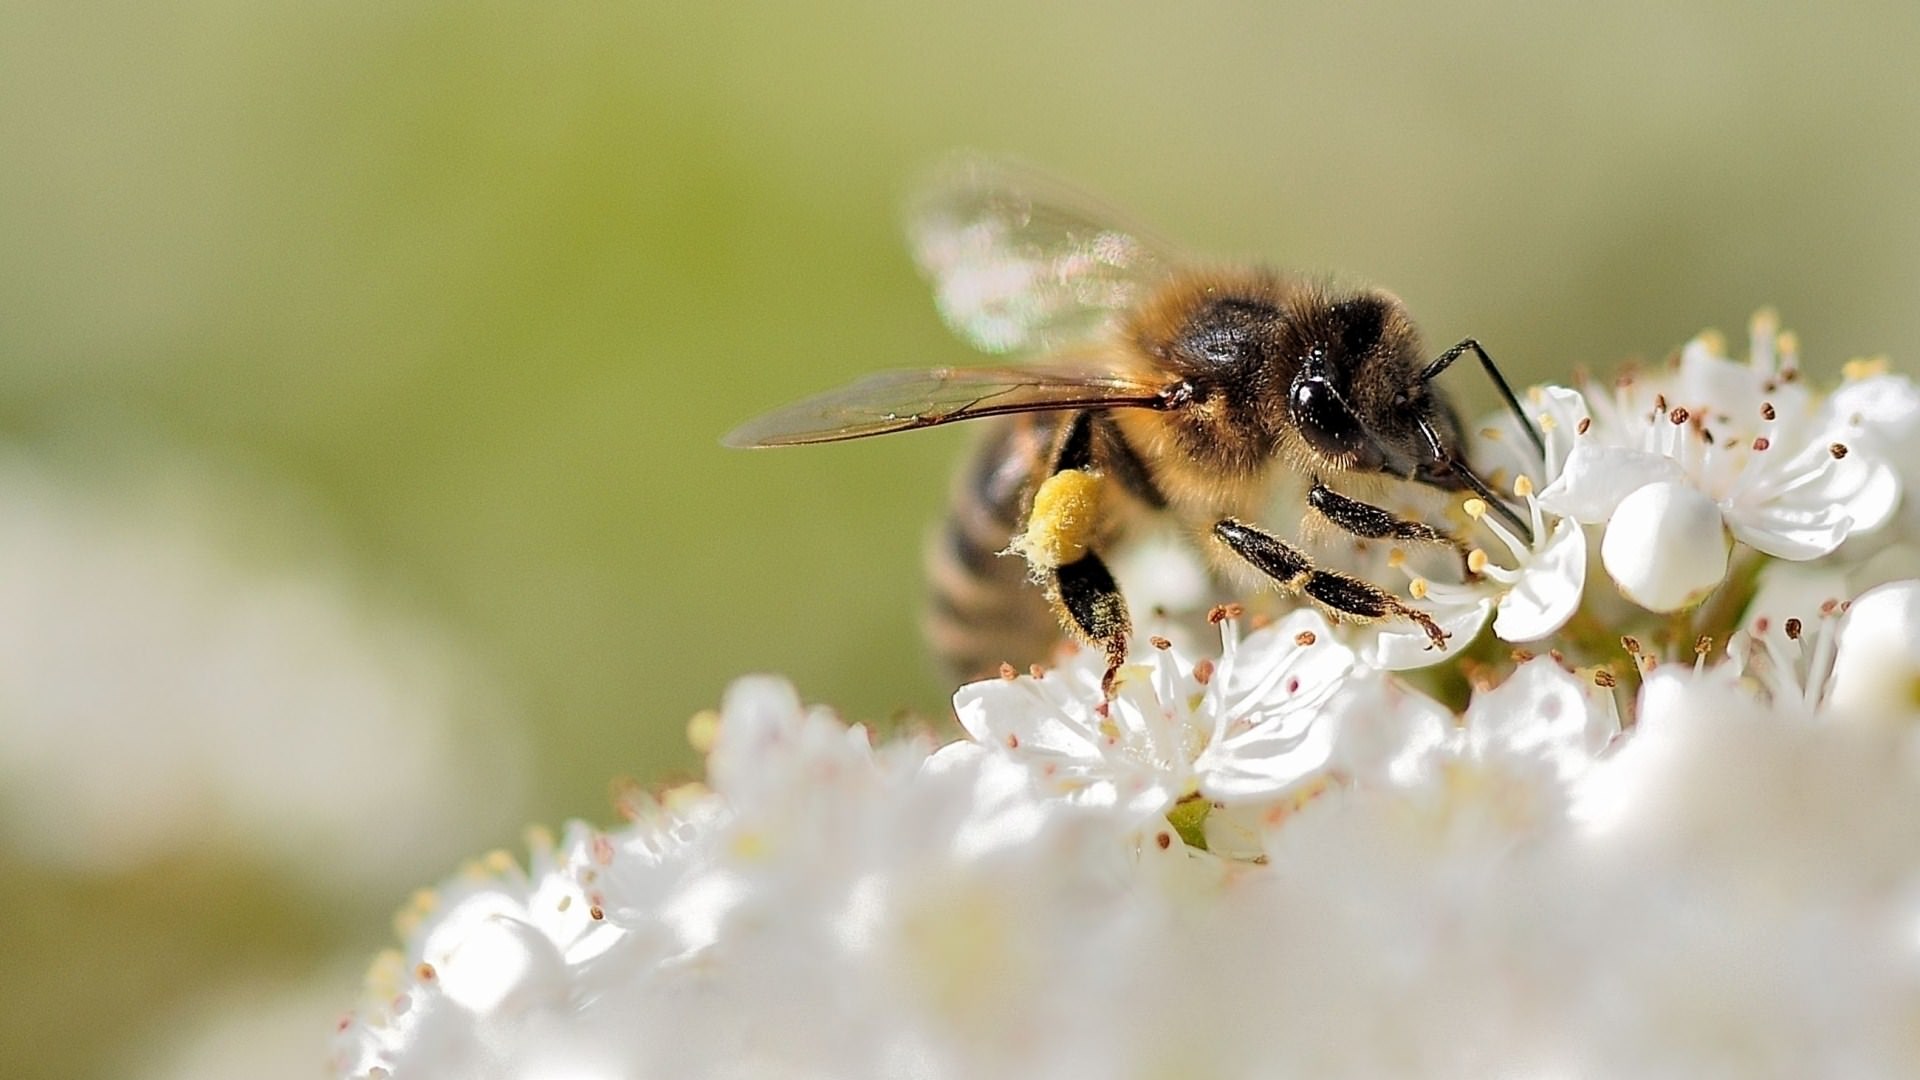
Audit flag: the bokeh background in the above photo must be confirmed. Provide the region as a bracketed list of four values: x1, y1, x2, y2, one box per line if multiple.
[7, 2, 1920, 1075]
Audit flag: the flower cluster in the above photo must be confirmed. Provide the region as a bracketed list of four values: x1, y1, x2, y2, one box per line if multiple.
[335, 316, 1920, 1078]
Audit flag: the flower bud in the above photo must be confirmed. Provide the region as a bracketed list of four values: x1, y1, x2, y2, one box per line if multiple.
[1601, 481, 1729, 612]
[1826, 579, 1920, 718]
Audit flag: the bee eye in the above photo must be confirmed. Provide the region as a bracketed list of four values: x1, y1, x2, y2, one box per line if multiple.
[1291, 377, 1366, 459]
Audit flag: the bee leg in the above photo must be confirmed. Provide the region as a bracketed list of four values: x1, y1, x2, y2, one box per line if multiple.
[1049, 553, 1131, 696]
[1212, 518, 1448, 650]
[1306, 480, 1461, 549]
[1306, 480, 1472, 576]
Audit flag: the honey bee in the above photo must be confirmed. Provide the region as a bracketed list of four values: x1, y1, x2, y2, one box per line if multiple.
[726, 159, 1541, 692]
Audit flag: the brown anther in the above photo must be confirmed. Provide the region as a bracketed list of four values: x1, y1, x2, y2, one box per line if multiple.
[1669, 406, 1689, 424]
[1694, 635, 1713, 657]
[1029, 663, 1046, 679]
[1577, 416, 1592, 435]
[416, 962, 437, 982]
[1754, 616, 1771, 634]
[1700, 427, 1715, 445]
[1005, 733, 1020, 749]
[1654, 393, 1668, 412]
[1510, 648, 1535, 664]
[1621, 635, 1642, 655]
[1761, 401, 1777, 421]
[1781, 367, 1800, 382]
[1752, 436, 1771, 452]
[998, 662, 1017, 680]
[1156, 831, 1172, 850]
[1820, 598, 1841, 616]
[1593, 668, 1618, 688]
[1192, 658, 1216, 685]
[1207, 604, 1232, 625]
[1222, 602, 1244, 619]
[589, 905, 605, 921]
[1830, 442, 1849, 459]
[1149, 635, 1172, 650]
[1639, 654, 1657, 673]
[1784, 618, 1803, 640]
[1295, 630, 1317, 647]
[1549, 648, 1567, 666]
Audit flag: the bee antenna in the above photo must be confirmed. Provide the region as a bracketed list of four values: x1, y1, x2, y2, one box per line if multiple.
[1421, 339, 1546, 461]
[1417, 417, 1534, 545]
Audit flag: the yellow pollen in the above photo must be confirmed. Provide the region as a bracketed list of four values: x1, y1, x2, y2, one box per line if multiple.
[730, 830, 770, 861]
[1512, 474, 1534, 498]
[1463, 498, 1488, 520]
[1749, 307, 1780, 340]
[1013, 468, 1103, 569]
[1776, 329, 1800, 356]
[662, 781, 711, 811]
[686, 708, 722, 754]
[1537, 414, 1557, 433]
[1466, 549, 1490, 574]
[1843, 356, 1891, 381]
[1386, 548, 1408, 568]
[1695, 328, 1728, 356]
[1409, 577, 1431, 600]
[482, 848, 516, 875]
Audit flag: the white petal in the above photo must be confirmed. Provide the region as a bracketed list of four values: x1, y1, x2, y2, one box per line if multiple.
[1491, 515, 1588, 642]
[1461, 658, 1618, 787]
[1826, 579, 1920, 719]
[1725, 441, 1899, 558]
[1536, 444, 1687, 523]
[1601, 481, 1729, 612]
[1351, 595, 1492, 671]
[1195, 612, 1355, 802]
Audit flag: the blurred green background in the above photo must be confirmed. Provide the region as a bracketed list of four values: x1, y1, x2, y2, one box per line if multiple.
[6, 2, 1920, 1075]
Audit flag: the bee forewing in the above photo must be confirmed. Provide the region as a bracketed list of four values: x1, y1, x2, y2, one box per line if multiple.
[905, 157, 1180, 356]
[722, 365, 1175, 447]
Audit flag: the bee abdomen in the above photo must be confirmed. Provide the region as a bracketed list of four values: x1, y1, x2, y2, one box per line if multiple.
[922, 417, 1062, 679]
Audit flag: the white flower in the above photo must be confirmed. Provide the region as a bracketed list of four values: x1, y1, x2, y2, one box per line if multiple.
[0, 451, 523, 891]
[1363, 384, 1592, 663]
[1539, 314, 1902, 610]
[1825, 579, 1920, 719]
[953, 610, 1365, 838]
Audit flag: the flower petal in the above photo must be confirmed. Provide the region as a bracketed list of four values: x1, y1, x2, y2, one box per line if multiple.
[1491, 514, 1588, 642]
[1536, 444, 1687, 523]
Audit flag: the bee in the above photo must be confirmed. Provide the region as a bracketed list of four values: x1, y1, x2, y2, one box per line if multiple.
[726, 159, 1542, 692]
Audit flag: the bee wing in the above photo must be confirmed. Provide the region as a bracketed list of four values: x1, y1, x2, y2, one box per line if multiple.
[906, 157, 1181, 355]
[723, 364, 1178, 447]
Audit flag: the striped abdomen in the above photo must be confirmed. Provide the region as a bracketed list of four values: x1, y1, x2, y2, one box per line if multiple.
[922, 414, 1065, 679]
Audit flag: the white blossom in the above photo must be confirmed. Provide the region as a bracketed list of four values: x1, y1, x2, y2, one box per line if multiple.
[1539, 314, 1903, 610]
[334, 311, 1920, 1079]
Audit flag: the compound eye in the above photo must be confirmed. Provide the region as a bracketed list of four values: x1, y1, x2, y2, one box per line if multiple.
[1291, 377, 1367, 460]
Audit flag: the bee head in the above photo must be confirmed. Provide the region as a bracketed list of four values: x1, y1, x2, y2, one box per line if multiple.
[1285, 291, 1466, 484]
